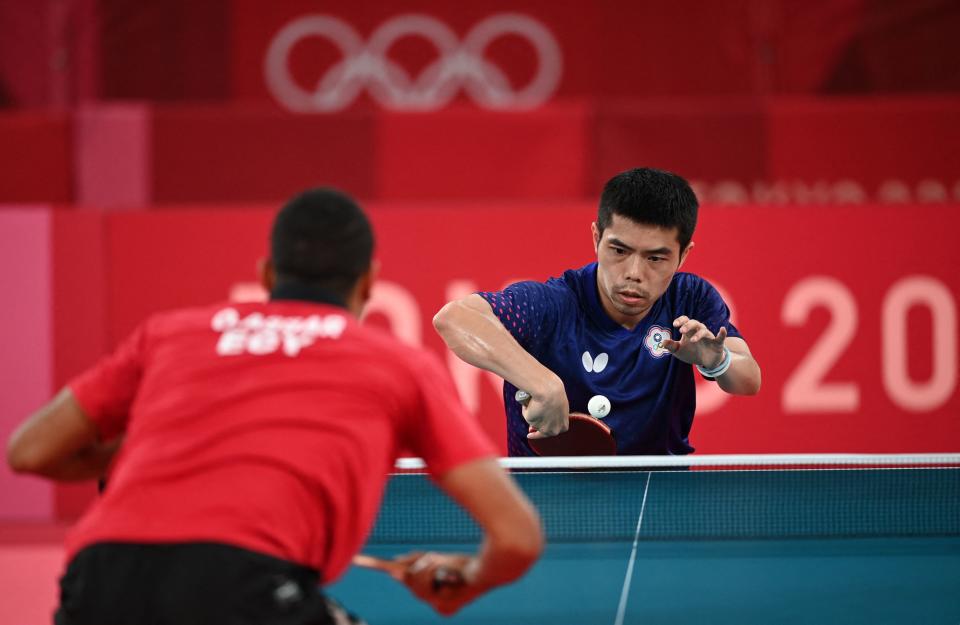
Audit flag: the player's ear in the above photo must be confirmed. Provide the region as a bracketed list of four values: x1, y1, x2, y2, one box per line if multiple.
[352, 259, 380, 317]
[677, 241, 695, 269]
[258, 257, 276, 292]
[591, 222, 601, 251]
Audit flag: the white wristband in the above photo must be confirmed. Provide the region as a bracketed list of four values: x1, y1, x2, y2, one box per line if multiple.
[697, 346, 732, 379]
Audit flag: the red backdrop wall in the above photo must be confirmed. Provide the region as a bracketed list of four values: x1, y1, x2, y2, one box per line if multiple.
[4, 99, 960, 206]
[6, 1, 959, 109]
[51, 202, 960, 453]
[0, 201, 943, 517]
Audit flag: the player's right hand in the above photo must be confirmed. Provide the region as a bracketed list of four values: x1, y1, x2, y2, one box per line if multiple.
[396, 551, 485, 615]
[516, 382, 569, 439]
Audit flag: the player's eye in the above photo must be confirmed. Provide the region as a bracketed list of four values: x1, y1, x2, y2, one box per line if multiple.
[611, 246, 627, 255]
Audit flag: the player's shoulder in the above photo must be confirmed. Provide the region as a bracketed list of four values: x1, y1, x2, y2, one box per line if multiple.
[558, 262, 595, 287]
[667, 272, 724, 304]
[556, 262, 602, 307]
[503, 274, 572, 297]
[483, 270, 579, 312]
[493, 263, 596, 322]
[350, 323, 446, 379]
[670, 271, 716, 292]
[532, 262, 594, 304]
[135, 302, 230, 335]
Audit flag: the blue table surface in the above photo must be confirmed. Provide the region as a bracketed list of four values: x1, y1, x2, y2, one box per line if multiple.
[332, 468, 960, 624]
[330, 537, 960, 625]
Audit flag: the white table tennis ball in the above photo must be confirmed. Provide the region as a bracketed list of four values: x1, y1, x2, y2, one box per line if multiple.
[587, 394, 611, 419]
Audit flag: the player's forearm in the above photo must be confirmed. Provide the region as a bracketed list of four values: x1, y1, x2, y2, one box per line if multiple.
[434, 299, 561, 397]
[715, 351, 761, 395]
[469, 486, 543, 590]
[470, 528, 543, 590]
[7, 388, 111, 480]
[10, 439, 119, 481]
[438, 458, 544, 591]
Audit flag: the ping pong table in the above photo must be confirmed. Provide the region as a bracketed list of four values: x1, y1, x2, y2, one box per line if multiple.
[330, 456, 960, 625]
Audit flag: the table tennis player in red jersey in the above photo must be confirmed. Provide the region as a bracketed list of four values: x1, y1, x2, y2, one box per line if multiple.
[6, 188, 543, 625]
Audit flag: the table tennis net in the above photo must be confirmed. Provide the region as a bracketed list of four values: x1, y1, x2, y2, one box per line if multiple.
[367, 454, 960, 544]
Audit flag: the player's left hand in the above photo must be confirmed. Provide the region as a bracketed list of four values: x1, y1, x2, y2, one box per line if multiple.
[660, 316, 728, 369]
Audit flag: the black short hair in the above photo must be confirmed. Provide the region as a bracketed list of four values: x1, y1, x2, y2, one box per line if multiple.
[598, 168, 699, 251]
[270, 188, 374, 297]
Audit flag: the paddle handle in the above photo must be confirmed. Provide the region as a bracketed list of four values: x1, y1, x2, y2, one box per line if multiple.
[352, 554, 405, 581]
[352, 554, 465, 591]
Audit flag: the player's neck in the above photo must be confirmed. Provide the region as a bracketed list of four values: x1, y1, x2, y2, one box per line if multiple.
[270, 281, 348, 310]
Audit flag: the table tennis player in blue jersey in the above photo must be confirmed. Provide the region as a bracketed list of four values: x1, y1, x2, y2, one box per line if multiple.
[434, 167, 762, 456]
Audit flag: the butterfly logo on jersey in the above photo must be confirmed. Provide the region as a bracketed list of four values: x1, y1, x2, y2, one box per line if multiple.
[644, 325, 671, 358]
[581, 351, 609, 373]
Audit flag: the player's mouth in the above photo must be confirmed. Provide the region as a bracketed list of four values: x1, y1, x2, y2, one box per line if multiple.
[616, 289, 647, 305]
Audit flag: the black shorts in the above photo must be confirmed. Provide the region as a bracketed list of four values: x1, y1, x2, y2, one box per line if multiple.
[55, 542, 365, 625]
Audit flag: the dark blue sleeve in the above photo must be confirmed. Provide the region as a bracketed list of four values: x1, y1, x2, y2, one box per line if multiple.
[691, 277, 743, 340]
[477, 281, 561, 354]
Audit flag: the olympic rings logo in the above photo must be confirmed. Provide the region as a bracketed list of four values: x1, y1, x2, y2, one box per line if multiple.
[264, 13, 563, 112]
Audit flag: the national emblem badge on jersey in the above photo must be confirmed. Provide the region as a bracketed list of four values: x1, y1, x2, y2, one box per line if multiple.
[643, 325, 671, 358]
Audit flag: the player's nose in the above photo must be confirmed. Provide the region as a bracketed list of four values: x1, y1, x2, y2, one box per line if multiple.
[623, 254, 643, 281]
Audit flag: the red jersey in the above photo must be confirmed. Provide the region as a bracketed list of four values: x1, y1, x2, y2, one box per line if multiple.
[66, 298, 496, 583]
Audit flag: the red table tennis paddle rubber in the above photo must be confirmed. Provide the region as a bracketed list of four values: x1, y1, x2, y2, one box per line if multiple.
[528, 412, 616, 456]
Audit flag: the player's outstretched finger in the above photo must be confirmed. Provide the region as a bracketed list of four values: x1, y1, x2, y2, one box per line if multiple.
[689, 327, 711, 343]
[660, 337, 679, 352]
[716, 326, 728, 341]
[673, 315, 690, 328]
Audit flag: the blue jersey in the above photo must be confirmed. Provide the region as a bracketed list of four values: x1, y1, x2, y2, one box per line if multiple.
[478, 263, 742, 456]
